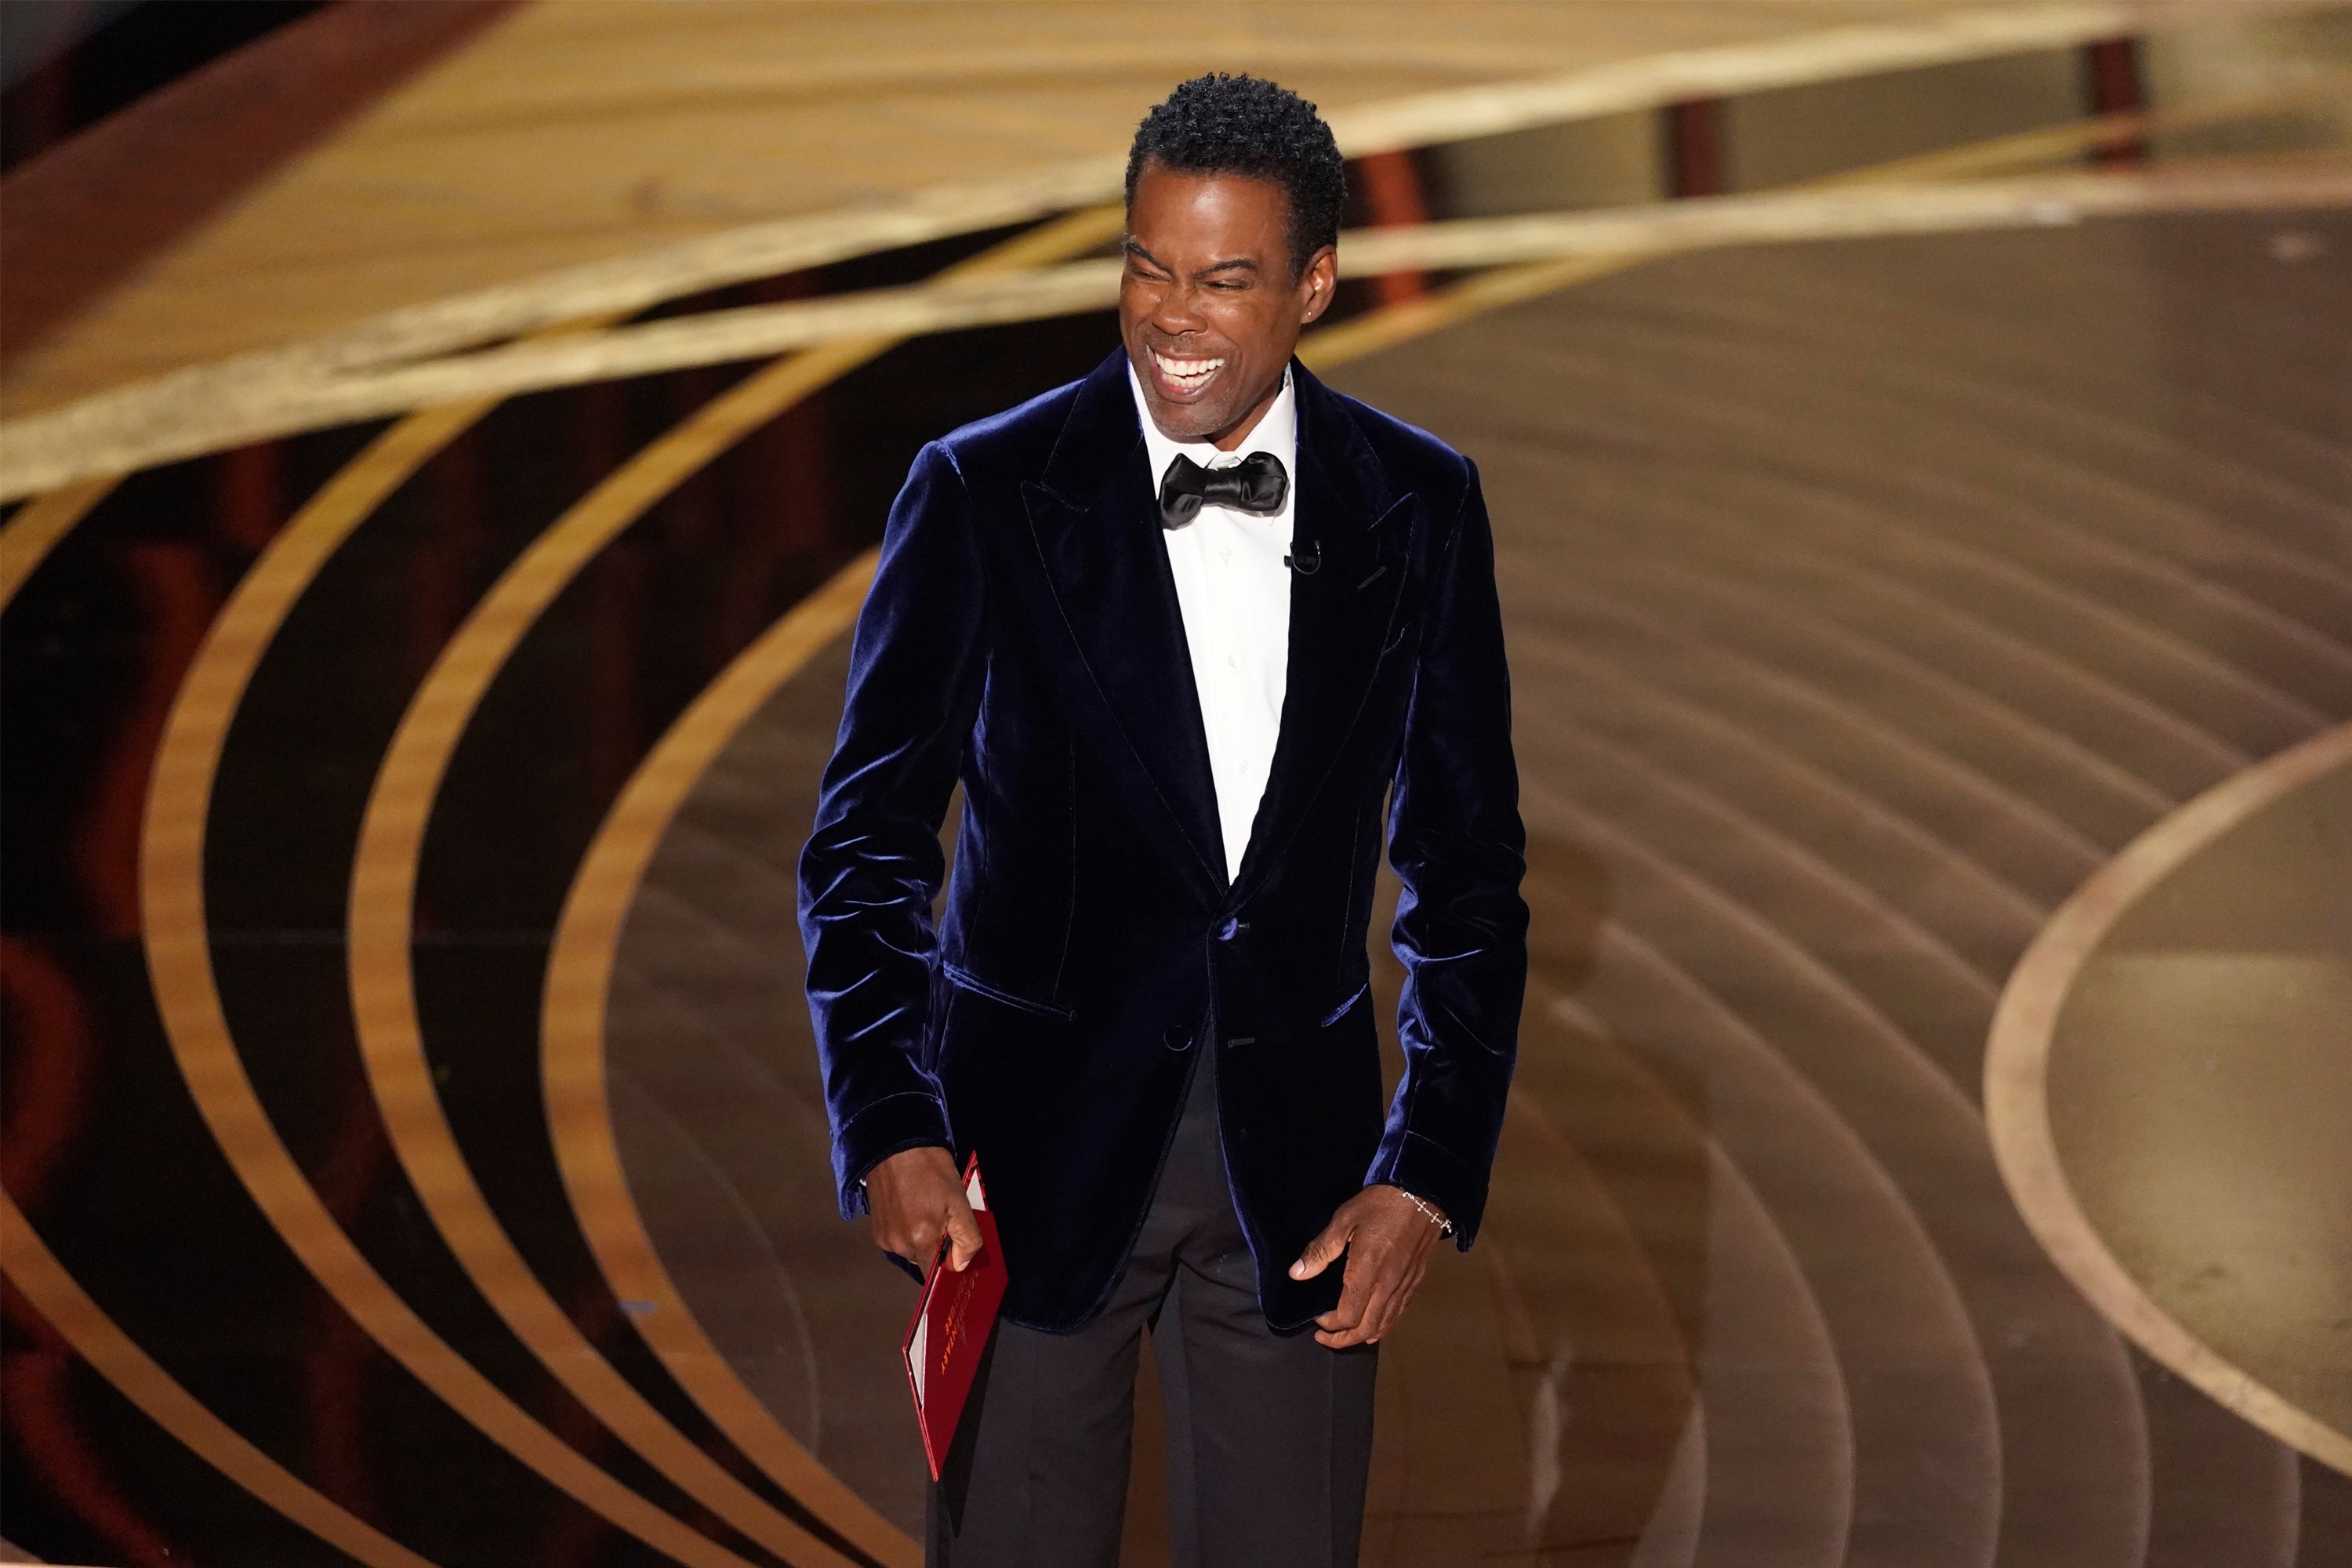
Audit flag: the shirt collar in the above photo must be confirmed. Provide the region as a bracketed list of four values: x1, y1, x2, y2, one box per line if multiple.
[1127, 360, 1297, 497]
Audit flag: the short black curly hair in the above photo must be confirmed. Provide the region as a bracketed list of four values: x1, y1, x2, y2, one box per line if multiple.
[1126, 74, 1345, 279]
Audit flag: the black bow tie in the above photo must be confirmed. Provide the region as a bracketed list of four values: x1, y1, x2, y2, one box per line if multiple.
[1158, 451, 1288, 530]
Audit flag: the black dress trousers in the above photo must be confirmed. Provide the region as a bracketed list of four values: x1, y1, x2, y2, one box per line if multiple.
[929, 1037, 1378, 1567]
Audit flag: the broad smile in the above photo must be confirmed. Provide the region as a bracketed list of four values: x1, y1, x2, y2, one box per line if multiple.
[1149, 348, 1225, 398]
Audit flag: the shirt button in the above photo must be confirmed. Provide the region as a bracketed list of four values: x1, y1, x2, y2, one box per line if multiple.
[1226, 654, 1239, 669]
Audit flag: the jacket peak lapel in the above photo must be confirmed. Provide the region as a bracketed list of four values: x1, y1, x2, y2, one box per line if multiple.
[1233, 363, 1414, 899]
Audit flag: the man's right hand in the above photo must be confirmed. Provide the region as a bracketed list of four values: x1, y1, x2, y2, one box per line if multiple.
[866, 1145, 982, 1279]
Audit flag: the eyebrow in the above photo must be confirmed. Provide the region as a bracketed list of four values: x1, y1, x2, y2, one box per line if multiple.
[1123, 239, 1261, 278]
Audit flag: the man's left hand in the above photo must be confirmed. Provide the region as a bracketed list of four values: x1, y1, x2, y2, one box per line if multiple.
[1289, 1185, 1447, 1348]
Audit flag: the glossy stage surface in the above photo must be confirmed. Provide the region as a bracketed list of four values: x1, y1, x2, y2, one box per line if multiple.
[616, 209, 2352, 1564]
[3, 3, 2350, 1566]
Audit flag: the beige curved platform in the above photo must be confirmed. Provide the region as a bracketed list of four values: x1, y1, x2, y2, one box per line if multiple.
[1989, 723, 2352, 1476]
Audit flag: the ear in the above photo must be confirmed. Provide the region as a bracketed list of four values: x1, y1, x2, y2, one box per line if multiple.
[1298, 244, 1338, 324]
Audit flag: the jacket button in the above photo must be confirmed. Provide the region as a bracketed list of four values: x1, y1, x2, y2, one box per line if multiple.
[1163, 1024, 1192, 1052]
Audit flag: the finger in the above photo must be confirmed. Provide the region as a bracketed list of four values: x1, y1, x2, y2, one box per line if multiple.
[1363, 1289, 1402, 1344]
[1341, 1244, 1415, 1346]
[943, 1195, 983, 1272]
[1320, 1240, 1388, 1336]
[1321, 1308, 1385, 1348]
[1371, 1248, 1436, 1341]
[1290, 1215, 1355, 1280]
[1312, 1283, 1367, 1334]
[1366, 1273, 1418, 1343]
[902, 1218, 943, 1276]
[1344, 1276, 1398, 1348]
[1323, 1271, 1372, 1334]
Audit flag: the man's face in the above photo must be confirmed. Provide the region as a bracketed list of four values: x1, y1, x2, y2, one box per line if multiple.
[1120, 162, 1335, 449]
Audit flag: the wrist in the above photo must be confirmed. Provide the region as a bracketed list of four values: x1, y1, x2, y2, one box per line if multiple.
[1385, 1184, 1453, 1239]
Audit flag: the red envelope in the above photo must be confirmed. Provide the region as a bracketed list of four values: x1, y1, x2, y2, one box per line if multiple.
[902, 1154, 1007, 1481]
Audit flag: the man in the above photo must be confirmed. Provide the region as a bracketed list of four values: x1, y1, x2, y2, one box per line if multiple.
[800, 74, 1526, 1566]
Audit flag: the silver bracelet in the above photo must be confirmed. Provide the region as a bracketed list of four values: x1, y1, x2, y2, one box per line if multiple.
[1392, 1186, 1454, 1238]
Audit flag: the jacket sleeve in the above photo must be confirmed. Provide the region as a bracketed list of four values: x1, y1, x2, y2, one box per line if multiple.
[1367, 458, 1528, 1247]
[799, 441, 986, 1217]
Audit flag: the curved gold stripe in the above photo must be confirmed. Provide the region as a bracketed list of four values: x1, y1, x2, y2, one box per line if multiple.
[347, 208, 1121, 1568]
[13, 155, 2347, 493]
[0, 477, 117, 606]
[2, 478, 448, 1566]
[1319, 0, 2282, 158]
[1308, 78, 2352, 398]
[543, 550, 899, 1563]
[347, 349, 874, 1568]
[1, 0, 2172, 470]
[2, 479, 452, 1566]
[1821, 71, 2352, 186]
[1985, 720, 2352, 1476]
[0, 1189, 439, 1568]
[140, 403, 766, 1568]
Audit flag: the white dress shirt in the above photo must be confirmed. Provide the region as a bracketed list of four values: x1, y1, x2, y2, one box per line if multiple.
[1129, 363, 1297, 883]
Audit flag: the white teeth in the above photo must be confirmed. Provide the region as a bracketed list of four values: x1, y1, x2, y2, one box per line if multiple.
[1152, 350, 1225, 388]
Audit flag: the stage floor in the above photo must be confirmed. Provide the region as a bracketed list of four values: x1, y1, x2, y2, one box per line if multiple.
[608, 208, 2352, 1564]
[4, 5, 2350, 1565]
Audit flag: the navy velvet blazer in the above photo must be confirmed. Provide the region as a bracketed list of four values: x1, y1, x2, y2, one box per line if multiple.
[800, 349, 1527, 1333]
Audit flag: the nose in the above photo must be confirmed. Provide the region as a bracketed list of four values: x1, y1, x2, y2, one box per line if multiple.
[1149, 281, 1207, 340]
